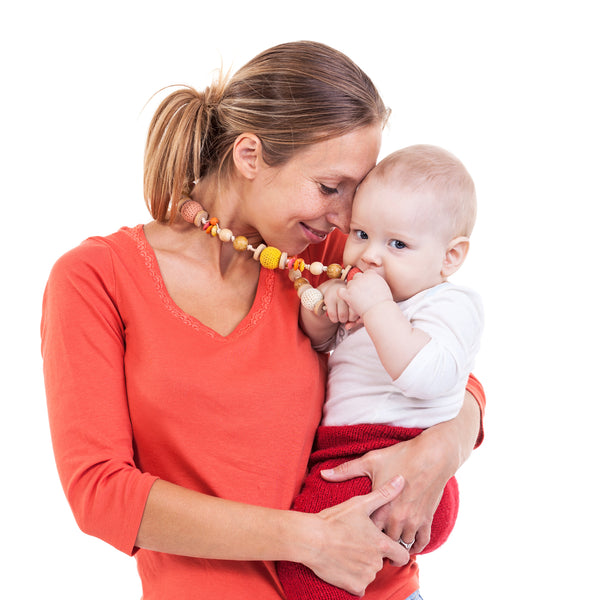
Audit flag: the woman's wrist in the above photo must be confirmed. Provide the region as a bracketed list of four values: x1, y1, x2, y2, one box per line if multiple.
[418, 390, 481, 476]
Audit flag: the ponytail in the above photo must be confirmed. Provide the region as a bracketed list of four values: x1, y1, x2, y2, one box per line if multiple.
[143, 42, 388, 223]
[144, 79, 225, 222]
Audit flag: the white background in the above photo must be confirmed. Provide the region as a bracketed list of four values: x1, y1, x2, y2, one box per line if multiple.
[2, 1, 587, 598]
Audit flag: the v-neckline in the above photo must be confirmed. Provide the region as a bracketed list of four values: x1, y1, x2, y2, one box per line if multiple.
[130, 225, 276, 341]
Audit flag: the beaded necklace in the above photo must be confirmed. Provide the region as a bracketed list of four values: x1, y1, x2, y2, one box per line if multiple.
[179, 198, 360, 315]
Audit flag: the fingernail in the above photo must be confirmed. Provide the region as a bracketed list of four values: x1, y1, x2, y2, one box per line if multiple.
[321, 468, 334, 476]
[390, 475, 403, 489]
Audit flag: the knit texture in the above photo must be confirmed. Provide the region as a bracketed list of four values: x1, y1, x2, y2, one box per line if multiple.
[277, 423, 459, 600]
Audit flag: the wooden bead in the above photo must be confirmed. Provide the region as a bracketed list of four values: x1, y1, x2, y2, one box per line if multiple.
[300, 287, 324, 311]
[340, 265, 352, 280]
[313, 300, 327, 316]
[279, 252, 289, 270]
[253, 244, 267, 261]
[309, 261, 325, 276]
[326, 263, 343, 279]
[293, 277, 309, 290]
[259, 246, 281, 269]
[218, 228, 233, 242]
[289, 269, 302, 282]
[233, 236, 248, 251]
[195, 210, 209, 226]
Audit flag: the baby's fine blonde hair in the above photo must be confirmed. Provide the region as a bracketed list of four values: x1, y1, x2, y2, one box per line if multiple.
[377, 144, 477, 238]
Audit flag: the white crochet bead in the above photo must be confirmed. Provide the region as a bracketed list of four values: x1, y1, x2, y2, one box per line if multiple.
[300, 287, 324, 311]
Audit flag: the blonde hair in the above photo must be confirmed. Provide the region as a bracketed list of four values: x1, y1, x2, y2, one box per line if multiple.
[144, 41, 390, 222]
[377, 144, 477, 237]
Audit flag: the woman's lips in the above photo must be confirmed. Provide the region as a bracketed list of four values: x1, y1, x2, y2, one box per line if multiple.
[300, 222, 331, 243]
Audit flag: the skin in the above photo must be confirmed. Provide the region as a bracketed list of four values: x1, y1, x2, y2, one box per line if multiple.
[139, 124, 482, 592]
[300, 161, 477, 550]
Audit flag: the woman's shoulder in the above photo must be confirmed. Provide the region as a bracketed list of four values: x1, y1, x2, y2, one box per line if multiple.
[47, 225, 145, 285]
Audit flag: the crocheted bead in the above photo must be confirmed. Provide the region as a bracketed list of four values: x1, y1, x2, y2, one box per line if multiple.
[180, 200, 203, 223]
[309, 261, 324, 276]
[326, 263, 343, 279]
[233, 236, 248, 251]
[259, 246, 282, 269]
[296, 283, 313, 298]
[300, 287, 324, 311]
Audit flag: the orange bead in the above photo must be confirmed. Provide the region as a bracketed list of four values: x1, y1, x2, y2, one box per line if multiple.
[233, 236, 248, 251]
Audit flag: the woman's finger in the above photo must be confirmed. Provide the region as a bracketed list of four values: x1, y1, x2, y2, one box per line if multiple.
[355, 475, 404, 517]
[321, 455, 372, 482]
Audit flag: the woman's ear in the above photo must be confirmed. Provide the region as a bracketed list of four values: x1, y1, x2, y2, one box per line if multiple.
[233, 133, 264, 180]
[441, 236, 470, 278]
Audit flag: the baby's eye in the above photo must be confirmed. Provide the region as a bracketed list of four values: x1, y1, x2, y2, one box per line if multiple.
[389, 239, 406, 249]
[319, 184, 338, 195]
[352, 229, 369, 240]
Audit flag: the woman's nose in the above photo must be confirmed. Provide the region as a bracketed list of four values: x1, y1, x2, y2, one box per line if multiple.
[327, 194, 353, 233]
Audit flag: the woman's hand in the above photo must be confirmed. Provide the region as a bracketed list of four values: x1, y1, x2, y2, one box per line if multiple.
[303, 476, 410, 595]
[321, 392, 481, 554]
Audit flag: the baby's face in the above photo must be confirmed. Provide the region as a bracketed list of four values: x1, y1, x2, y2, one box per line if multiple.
[343, 174, 450, 302]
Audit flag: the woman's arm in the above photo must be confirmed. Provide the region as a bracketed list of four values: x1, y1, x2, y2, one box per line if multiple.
[136, 477, 409, 596]
[322, 385, 483, 553]
[43, 242, 410, 596]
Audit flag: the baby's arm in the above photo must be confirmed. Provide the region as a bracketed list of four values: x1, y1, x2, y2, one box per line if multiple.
[299, 279, 360, 350]
[338, 270, 431, 380]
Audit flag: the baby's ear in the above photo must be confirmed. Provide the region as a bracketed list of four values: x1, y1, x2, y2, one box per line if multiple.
[441, 236, 470, 277]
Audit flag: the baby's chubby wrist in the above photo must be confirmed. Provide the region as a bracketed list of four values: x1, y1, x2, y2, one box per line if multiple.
[360, 297, 396, 318]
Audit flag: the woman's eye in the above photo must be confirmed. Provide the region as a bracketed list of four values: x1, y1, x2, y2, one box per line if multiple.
[319, 184, 338, 195]
[353, 229, 369, 240]
[389, 239, 406, 249]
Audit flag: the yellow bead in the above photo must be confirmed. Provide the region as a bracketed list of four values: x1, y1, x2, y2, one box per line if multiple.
[259, 246, 282, 269]
[233, 236, 248, 251]
[326, 263, 343, 279]
[309, 261, 324, 276]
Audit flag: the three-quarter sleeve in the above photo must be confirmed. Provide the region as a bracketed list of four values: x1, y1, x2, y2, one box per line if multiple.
[41, 240, 157, 555]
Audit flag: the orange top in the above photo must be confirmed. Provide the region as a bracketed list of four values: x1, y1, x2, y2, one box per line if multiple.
[41, 225, 485, 599]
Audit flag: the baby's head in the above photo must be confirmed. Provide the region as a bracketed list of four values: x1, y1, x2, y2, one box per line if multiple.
[343, 144, 477, 301]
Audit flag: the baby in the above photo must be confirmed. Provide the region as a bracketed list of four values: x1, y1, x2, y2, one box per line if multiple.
[278, 144, 484, 599]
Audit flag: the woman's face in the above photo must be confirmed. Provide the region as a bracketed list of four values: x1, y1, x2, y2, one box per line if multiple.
[249, 124, 382, 255]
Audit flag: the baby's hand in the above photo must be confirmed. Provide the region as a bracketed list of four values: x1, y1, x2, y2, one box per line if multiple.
[339, 270, 393, 317]
[319, 279, 361, 325]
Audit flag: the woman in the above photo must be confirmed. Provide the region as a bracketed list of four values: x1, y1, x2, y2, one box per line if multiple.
[42, 41, 485, 599]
